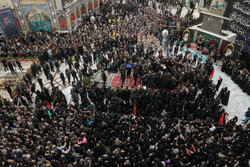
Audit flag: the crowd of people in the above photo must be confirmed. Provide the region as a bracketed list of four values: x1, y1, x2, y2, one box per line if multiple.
[0, 59, 24, 75]
[221, 57, 250, 95]
[0, 1, 249, 166]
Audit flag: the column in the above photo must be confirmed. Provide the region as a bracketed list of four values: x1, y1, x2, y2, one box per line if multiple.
[47, 0, 59, 29]
[11, 0, 28, 31]
[66, 13, 72, 32]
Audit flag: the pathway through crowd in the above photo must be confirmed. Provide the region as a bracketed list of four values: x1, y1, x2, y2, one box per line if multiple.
[212, 63, 250, 124]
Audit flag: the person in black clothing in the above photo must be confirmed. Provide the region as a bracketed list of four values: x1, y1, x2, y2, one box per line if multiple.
[15, 60, 24, 71]
[219, 87, 230, 106]
[7, 61, 16, 75]
[216, 76, 223, 91]
[30, 83, 36, 95]
[65, 69, 71, 83]
[48, 73, 54, 88]
[222, 89, 230, 106]
[71, 69, 78, 83]
[60, 72, 66, 86]
[74, 62, 80, 72]
[121, 70, 126, 84]
[48, 60, 54, 72]
[37, 77, 43, 90]
[23, 76, 30, 88]
[127, 66, 132, 78]
[190, 0, 195, 15]
[55, 60, 60, 72]
[71, 92, 79, 105]
[1, 59, 8, 71]
[67, 57, 73, 69]
[26, 73, 32, 85]
[133, 69, 139, 86]
[5, 84, 13, 99]
[101, 71, 107, 84]
[31, 63, 38, 78]
[43, 65, 50, 80]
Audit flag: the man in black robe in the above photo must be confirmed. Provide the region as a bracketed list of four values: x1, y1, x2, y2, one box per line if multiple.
[216, 76, 222, 91]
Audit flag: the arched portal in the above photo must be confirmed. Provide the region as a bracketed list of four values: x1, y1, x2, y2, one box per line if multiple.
[58, 15, 67, 30]
[71, 13, 76, 28]
[26, 8, 52, 31]
[76, 9, 80, 19]
[81, 4, 86, 15]
[88, 1, 93, 11]
[94, 0, 98, 8]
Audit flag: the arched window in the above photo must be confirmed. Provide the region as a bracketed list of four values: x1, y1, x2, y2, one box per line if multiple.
[88, 2, 92, 11]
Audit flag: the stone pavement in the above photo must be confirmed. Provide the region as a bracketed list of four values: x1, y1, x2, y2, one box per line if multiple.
[0, 61, 34, 100]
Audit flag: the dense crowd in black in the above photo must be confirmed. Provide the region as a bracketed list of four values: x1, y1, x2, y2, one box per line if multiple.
[222, 58, 250, 95]
[0, 1, 249, 167]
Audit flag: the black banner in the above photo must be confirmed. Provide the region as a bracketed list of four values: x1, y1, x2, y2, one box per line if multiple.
[0, 7, 20, 40]
[224, 0, 250, 55]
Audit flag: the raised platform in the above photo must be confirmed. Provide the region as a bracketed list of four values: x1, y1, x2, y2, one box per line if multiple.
[190, 23, 237, 44]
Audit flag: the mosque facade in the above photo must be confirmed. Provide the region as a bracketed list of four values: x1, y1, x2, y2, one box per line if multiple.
[9, 0, 109, 32]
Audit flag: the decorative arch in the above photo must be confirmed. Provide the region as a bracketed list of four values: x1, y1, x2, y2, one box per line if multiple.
[81, 4, 86, 15]
[21, 4, 50, 17]
[94, 0, 98, 8]
[58, 15, 67, 30]
[26, 7, 49, 20]
[88, 1, 93, 11]
[71, 13, 75, 28]
[76, 9, 80, 18]
[26, 7, 52, 31]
